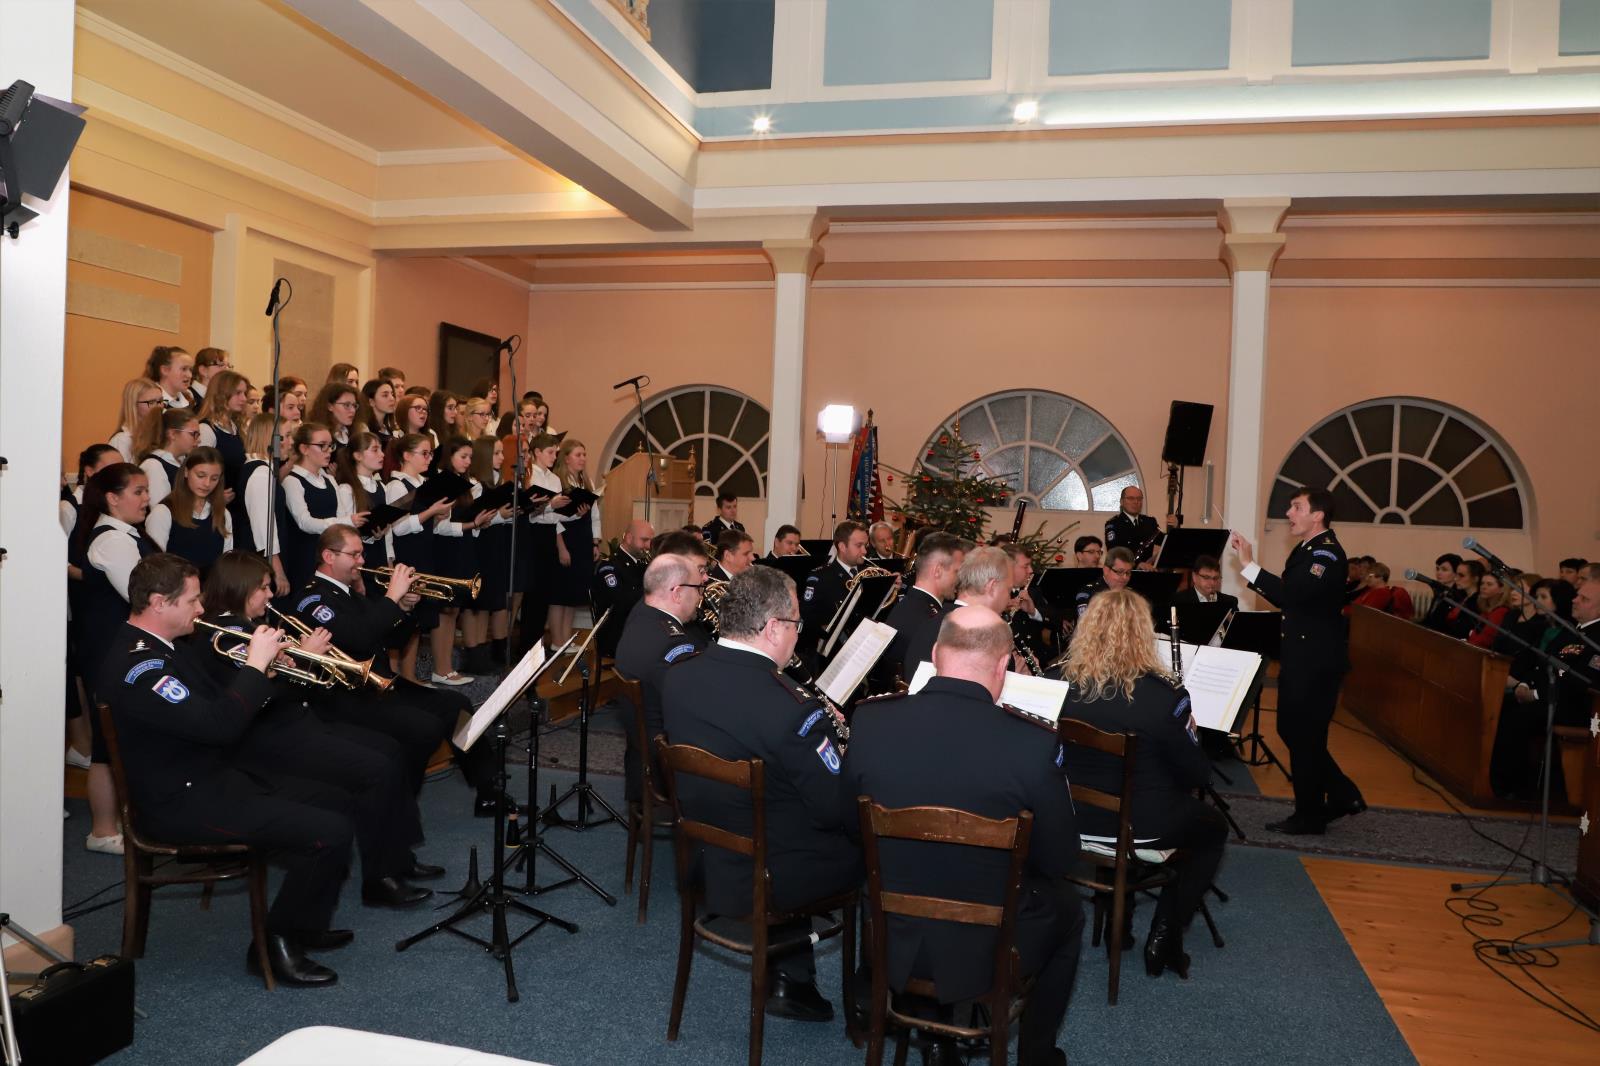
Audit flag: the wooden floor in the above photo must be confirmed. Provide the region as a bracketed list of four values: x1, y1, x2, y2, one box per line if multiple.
[1305, 858, 1600, 1064]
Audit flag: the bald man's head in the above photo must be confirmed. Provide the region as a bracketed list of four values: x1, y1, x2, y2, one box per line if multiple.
[622, 518, 655, 553]
[932, 604, 1012, 701]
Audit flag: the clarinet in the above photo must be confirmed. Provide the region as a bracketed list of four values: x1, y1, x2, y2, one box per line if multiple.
[1169, 606, 1184, 680]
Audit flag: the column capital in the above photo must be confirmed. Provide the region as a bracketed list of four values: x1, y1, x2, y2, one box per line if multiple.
[763, 238, 824, 278]
[1219, 197, 1290, 275]
[1221, 232, 1287, 274]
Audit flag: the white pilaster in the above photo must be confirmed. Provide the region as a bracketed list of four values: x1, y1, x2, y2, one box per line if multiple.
[0, 0, 75, 954]
[762, 238, 822, 544]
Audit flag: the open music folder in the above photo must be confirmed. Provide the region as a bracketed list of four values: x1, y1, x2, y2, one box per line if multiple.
[453, 639, 564, 750]
[906, 661, 1069, 727]
[815, 618, 896, 704]
[1155, 638, 1262, 735]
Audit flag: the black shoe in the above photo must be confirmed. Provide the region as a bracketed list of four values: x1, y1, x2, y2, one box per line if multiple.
[404, 860, 447, 881]
[766, 973, 834, 1022]
[1265, 815, 1326, 836]
[246, 934, 338, 987]
[923, 1037, 962, 1066]
[292, 928, 354, 951]
[1144, 917, 1190, 979]
[361, 876, 433, 908]
[475, 792, 528, 818]
[1324, 796, 1368, 821]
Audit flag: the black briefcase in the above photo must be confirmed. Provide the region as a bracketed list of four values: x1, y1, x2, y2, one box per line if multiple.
[9, 955, 135, 1065]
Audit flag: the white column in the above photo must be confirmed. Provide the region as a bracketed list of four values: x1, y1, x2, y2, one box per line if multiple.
[0, 2, 76, 964]
[1219, 198, 1288, 597]
[762, 239, 821, 544]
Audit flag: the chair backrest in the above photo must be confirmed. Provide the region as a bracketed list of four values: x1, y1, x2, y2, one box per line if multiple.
[857, 799, 1032, 999]
[96, 703, 144, 849]
[655, 739, 769, 911]
[1057, 717, 1139, 860]
[611, 672, 660, 800]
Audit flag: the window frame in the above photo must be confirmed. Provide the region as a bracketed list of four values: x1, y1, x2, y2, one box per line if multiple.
[600, 384, 771, 498]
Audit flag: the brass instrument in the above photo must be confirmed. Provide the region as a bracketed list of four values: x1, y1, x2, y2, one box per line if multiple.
[197, 619, 376, 689]
[266, 605, 393, 692]
[698, 578, 730, 637]
[360, 566, 481, 602]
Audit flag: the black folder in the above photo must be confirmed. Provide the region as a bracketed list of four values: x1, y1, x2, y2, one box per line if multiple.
[555, 486, 601, 517]
[411, 472, 473, 513]
[1034, 567, 1102, 610]
[1155, 526, 1232, 571]
[756, 554, 815, 583]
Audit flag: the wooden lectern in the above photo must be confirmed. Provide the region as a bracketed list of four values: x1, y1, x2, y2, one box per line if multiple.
[600, 448, 696, 545]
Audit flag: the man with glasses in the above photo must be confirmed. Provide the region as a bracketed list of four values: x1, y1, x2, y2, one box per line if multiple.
[1074, 546, 1135, 619]
[661, 565, 861, 1023]
[614, 552, 708, 804]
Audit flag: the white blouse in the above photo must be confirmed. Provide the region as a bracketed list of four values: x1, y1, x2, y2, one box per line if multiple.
[140, 450, 181, 506]
[529, 466, 566, 529]
[86, 516, 143, 601]
[242, 459, 278, 556]
[280, 466, 350, 535]
[109, 428, 135, 463]
[145, 500, 233, 552]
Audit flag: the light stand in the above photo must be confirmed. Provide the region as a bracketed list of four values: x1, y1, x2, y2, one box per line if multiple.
[542, 609, 624, 831]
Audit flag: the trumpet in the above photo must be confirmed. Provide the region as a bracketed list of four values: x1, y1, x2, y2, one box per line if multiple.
[359, 566, 481, 602]
[196, 619, 377, 690]
[266, 605, 393, 692]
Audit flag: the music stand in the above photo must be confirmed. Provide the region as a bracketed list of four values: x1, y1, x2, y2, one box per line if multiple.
[1155, 527, 1231, 571]
[1221, 612, 1289, 777]
[1127, 570, 1182, 621]
[1033, 567, 1101, 612]
[396, 643, 576, 1002]
[1161, 602, 1231, 645]
[820, 574, 897, 660]
[755, 554, 814, 584]
[542, 610, 624, 832]
[799, 538, 833, 560]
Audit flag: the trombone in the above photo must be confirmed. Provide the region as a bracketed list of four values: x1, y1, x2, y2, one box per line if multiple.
[196, 619, 377, 690]
[266, 605, 394, 692]
[359, 566, 481, 602]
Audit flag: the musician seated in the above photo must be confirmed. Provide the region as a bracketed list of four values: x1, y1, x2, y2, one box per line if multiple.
[661, 566, 861, 1024]
[798, 521, 870, 673]
[614, 552, 708, 802]
[878, 531, 963, 689]
[1073, 546, 1134, 619]
[768, 523, 803, 559]
[1171, 555, 1238, 611]
[842, 605, 1081, 1066]
[711, 528, 756, 582]
[1003, 543, 1050, 672]
[591, 518, 653, 660]
[866, 520, 897, 562]
[1057, 589, 1227, 981]
[197, 551, 436, 907]
[291, 525, 509, 818]
[1073, 535, 1104, 569]
[900, 546, 1017, 680]
[1346, 561, 1412, 621]
[100, 553, 354, 987]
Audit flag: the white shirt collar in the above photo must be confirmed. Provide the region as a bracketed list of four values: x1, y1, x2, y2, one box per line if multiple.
[154, 449, 178, 465]
[295, 465, 329, 485]
[316, 572, 352, 594]
[129, 623, 175, 650]
[98, 515, 138, 535]
[717, 636, 775, 665]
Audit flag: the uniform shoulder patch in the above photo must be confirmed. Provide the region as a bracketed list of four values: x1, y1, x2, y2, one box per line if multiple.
[663, 642, 697, 664]
[797, 708, 826, 737]
[296, 592, 322, 612]
[1311, 549, 1339, 562]
[1310, 564, 1326, 578]
[311, 604, 336, 624]
[604, 572, 618, 588]
[124, 658, 165, 685]
[814, 736, 841, 774]
[151, 675, 189, 703]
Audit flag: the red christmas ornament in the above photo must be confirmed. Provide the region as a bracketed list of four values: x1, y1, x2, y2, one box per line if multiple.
[1054, 554, 1064, 563]
[939, 436, 949, 445]
[926, 450, 935, 459]
[972, 451, 980, 461]
[886, 474, 894, 483]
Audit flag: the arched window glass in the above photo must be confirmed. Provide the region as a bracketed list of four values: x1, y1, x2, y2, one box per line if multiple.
[601, 385, 769, 498]
[1269, 398, 1527, 529]
[920, 390, 1142, 511]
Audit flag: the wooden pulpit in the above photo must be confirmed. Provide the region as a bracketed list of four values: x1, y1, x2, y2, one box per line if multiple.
[600, 449, 696, 545]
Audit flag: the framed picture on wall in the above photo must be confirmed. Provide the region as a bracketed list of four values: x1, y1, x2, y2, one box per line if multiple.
[438, 322, 500, 398]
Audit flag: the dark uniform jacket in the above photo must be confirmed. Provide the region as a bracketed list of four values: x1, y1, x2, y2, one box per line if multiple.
[897, 596, 959, 684]
[1246, 530, 1349, 673]
[1073, 579, 1109, 619]
[1104, 511, 1164, 565]
[879, 586, 946, 686]
[591, 547, 646, 658]
[290, 574, 410, 667]
[1169, 587, 1239, 612]
[1059, 675, 1212, 840]
[700, 515, 745, 542]
[840, 677, 1079, 1003]
[615, 603, 704, 797]
[98, 622, 277, 814]
[1531, 619, 1600, 727]
[661, 641, 858, 914]
[799, 559, 856, 667]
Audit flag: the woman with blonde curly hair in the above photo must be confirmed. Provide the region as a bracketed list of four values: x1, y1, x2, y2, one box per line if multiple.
[1057, 587, 1226, 982]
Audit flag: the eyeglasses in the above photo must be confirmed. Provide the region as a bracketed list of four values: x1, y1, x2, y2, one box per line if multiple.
[306, 441, 334, 451]
[773, 617, 804, 632]
[179, 428, 201, 438]
[675, 582, 708, 593]
[136, 398, 162, 408]
[1109, 567, 1133, 578]
[333, 400, 358, 410]
[328, 548, 364, 559]
[410, 449, 434, 459]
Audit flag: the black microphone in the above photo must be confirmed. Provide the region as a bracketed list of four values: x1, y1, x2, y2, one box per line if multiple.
[498, 334, 519, 353]
[612, 374, 647, 391]
[1404, 568, 1453, 594]
[263, 278, 283, 317]
[1462, 536, 1516, 575]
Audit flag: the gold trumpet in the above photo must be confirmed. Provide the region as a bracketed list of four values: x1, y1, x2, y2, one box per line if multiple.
[359, 566, 481, 602]
[196, 619, 376, 690]
[265, 606, 393, 692]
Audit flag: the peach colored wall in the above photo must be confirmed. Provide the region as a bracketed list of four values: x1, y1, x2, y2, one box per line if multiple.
[372, 258, 531, 392]
[63, 190, 213, 470]
[1261, 286, 1600, 578]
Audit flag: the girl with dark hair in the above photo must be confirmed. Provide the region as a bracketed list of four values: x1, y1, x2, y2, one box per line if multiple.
[196, 369, 251, 496]
[385, 433, 456, 683]
[61, 444, 122, 540]
[135, 407, 200, 505]
[548, 438, 596, 648]
[145, 446, 232, 572]
[311, 381, 360, 460]
[280, 421, 362, 590]
[336, 430, 393, 579]
[468, 377, 499, 416]
[358, 378, 399, 453]
[424, 390, 461, 449]
[190, 346, 231, 403]
[429, 435, 494, 683]
[142, 345, 193, 409]
[517, 432, 571, 653]
[467, 436, 515, 667]
[238, 413, 290, 595]
[327, 362, 361, 390]
[62, 443, 123, 777]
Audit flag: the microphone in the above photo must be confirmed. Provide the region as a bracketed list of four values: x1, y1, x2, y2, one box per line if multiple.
[1404, 568, 1453, 593]
[263, 278, 284, 317]
[497, 334, 519, 353]
[1462, 536, 1516, 576]
[612, 374, 648, 391]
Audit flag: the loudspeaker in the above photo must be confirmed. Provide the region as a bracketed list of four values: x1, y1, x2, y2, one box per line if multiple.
[1161, 401, 1213, 467]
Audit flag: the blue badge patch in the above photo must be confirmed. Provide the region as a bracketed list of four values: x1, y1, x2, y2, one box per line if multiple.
[803, 585, 815, 602]
[814, 737, 841, 774]
[1173, 696, 1191, 719]
[1055, 744, 1066, 768]
[604, 573, 618, 588]
[663, 642, 697, 663]
[296, 593, 322, 611]
[312, 604, 335, 624]
[152, 675, 189, 703]
[797, 708, 825, 737]
[124, 658, 164, 685]
[1311, 550, 1338, 562]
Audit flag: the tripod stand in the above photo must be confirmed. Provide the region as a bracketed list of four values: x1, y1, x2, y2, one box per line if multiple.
[396, 715, 576, 1003]
[542, 611, 624, 832]
[1234, 690, 1290, 779]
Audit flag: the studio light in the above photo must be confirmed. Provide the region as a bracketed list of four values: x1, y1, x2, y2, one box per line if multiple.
[817, 404, 859, 445]
[751, 114, 772, 134]
[1012, 100, 1038, 124]
[0, 79, 87, 238]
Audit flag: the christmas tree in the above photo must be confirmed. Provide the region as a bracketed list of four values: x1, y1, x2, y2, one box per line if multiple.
[891, 421, 1011, 541]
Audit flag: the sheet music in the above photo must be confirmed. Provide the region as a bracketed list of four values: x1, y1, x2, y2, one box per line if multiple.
[816, 619, 896, 704]
[906, 661, 1069, 726]
[1157, 638, 1260, 735]
[455, 641, 549, 750]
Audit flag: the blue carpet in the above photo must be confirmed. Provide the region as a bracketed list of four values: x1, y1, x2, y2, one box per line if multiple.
[62, 761, 1413, 1065]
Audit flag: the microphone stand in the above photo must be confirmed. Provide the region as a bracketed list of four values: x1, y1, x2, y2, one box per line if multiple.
[263, 278, 291, 567]
[542, 609, 624, 831]
[1466, 540, 1600, 659]
[501, 336, 522, 667]
[630, 378, 654, 523]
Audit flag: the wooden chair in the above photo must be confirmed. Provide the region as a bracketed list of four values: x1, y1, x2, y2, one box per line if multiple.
[1056, 718, 1177, 1005]
[655, 739, 859, 1066]
[857, 799, 1034, 1066]
[97, 705, 275, 990]
[616, 673, 672, 923]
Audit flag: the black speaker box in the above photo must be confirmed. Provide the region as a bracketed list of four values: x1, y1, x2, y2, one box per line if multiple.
[1161, 401, 1214, 467]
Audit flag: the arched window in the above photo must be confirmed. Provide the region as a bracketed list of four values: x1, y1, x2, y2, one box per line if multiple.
[920, 390, 1142, 511]
[1269, 398, 1528, 529]
[602, 385, 769, 498]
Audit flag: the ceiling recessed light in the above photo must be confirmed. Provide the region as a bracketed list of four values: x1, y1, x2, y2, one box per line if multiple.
[1013, 100, 1039, 123]
[751, 115, 772, 133]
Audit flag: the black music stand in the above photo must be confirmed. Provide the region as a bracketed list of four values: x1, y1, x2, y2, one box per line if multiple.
[542, 610, 623, 832]
[1222, 612, 1288, 777]
[1127, 570, 1182, 621]
[1155, 527, 1231, 571]
[820, 574, 897, 660]
[1033, 567, 1101, 611]
[755, 554, 814, 583]
[799, 538, 833, 559]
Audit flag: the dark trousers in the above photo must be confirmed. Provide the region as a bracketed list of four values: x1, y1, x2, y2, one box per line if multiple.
[1147, 800, 1229, 928]
[1491, 690, 1565, 799]
[1276, 657, 1360, 819]
[700, 841, 863, 984]
[236, 707, 415, 881]
[142, 771, 354, 934]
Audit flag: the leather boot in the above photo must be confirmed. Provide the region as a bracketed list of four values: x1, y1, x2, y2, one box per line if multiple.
[1144, 915, 1190, 979]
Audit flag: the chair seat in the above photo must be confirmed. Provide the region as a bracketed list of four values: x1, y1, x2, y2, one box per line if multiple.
[692, 894, 854, 955]
[1079, 836, 1175, 864]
